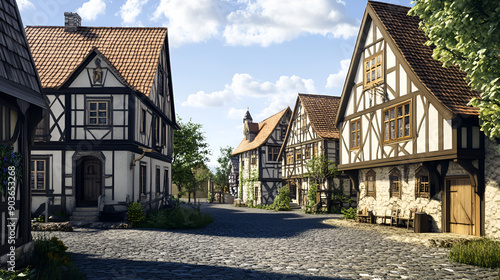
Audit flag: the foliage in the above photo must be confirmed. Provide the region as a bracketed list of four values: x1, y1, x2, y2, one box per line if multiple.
[0, 143, 22, 196]
[172, 116, 211, 199]
[341, 207, 357, 220]
[305, 182, 318, 213]
[409, 1, 500, 147]
[214, 146, 233, 193]
[32, 235, 85, 279]
[0, 267, 31, 279]
[127, 202, 145, 226]
[303, 155, 338, 185]
[33, 215, 45, 223]
[140, 205, 214, 229]
[267, 186, 291, 211]
[449, 238, 500, 268]
[243, 168, 258, 207]
[238, 167, 243, 200]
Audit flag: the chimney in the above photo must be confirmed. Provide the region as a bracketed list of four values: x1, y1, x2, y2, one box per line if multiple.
[64, 12, 81, 32]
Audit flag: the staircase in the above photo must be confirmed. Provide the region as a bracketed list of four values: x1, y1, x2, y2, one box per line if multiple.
[70, 207, 99, 222]
[290, 202, 301, 210]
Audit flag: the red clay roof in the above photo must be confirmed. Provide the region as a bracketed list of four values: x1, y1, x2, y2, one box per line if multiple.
[369, 1, 479, 116]
[232, 108, 290, 155]
[299, 94, 341, 140]
[25, 26, 168, 96]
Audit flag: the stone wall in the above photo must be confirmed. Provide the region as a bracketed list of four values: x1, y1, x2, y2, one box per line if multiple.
[484, 139, 500, 238]
[357, 164, 443, 232]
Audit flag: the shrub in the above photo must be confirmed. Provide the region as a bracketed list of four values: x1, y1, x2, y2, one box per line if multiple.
[127, 202, 146, 226]
[449, 238, 500, 268]
[305, 183, 318, 213]
[268, 186, 291, 211]
[144, 206, 214, 229]
[341, 207, 357, 219]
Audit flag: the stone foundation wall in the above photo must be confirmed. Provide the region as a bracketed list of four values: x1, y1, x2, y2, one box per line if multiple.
[357, 164, 443, 232]
[484, 139, 500, 238]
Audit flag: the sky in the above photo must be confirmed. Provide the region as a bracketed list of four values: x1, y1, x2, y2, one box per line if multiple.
[18, 0, 413, 170]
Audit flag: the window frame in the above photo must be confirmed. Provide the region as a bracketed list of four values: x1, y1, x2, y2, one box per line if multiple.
[383, 100, 412, 143]
[350, 118, 361, 149]
[365, 169, 376, 198]
[140, 162, 147, 195]
[415, 167, 430, 199]
[155, 166, 161, 194]
[163, 168, 170, 196]
[286, 151, 294, 165]
[268, 147, 279, 162]
[140, 108, 146, 134]
[364, 51, 384, 88]
[87, 99, 111, 127]
[389, 168, 402, 198]
[250, 154, 257, 165]
[31, 158, 49, 191]
[304, 144, 311, 159]
[295, 148, 302, 164]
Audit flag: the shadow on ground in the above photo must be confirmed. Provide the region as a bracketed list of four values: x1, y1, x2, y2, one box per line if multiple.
[71, 253, 348, 280]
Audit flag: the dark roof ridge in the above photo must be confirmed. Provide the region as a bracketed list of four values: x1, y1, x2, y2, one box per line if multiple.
[298, 93, 341, 99]
[368, 0, 410, 10]
[25, 25, 168, 30]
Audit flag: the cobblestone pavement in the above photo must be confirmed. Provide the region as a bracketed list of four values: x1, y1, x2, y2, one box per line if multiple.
[42, 203, 498, 279]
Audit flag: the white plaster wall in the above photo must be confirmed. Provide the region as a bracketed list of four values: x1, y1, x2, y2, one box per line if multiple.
[357, 164, 443, 232]
[484, 139, 500, 238]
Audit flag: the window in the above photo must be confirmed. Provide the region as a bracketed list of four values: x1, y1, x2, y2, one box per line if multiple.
[389, 168, 402, 198]
[153, 116, 160, 147]
[241, 158, 245, 169]
[364, 51, 384, 88]
[365, 169, 376, 198]
[156, 166, 161, 193]
[313, 144, 318, 157]
[415, 167, 430, 198]
[268, 147, 279, 162]
[163, 169, 169, 196]
[302, 114, 307, 127]
[31, 159, 48, 190]
[384, 101, 411, 142]
[281, 127, 287, 140]
[87, 100, 110, 126]
[251, 154, 257, 165]
[140, 109, 146, 133]
[350, 119, 361, 149]
[140, 163, 147, 195]
[304, 145, 311, 159]
[295, 148, 302, 163]
[286, 152, 294, 165]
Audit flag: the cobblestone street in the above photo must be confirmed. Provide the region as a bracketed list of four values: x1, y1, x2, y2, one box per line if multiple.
[46, 204, 498, 279]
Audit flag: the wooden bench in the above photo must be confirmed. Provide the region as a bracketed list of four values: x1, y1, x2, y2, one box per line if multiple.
[398, 208, 417, 229]
[356, 207, 374, 224]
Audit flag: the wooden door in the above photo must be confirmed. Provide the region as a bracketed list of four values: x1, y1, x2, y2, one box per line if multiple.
[446, 177, 479, 236]
[80, 158, 101, 206]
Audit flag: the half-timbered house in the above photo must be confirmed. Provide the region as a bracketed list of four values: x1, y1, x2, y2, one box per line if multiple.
[279, 94, 354, 209]
[25, 12, 179, 221]
[0, 0, 47, 265]
[232, 108, 291, 205]
[336, 1, 500, 237]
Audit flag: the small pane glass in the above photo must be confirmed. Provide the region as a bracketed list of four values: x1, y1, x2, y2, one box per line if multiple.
[89, 111, 97, 117]
[352, 123, 356, 131]
[371, 71, 375, 81]
[31, 161, 34, 171]
[356, 121, 360, 130]
[98, 103, 107, 110]
[397, 106, 403, 117]
[376, 66, 381, 78]
[37, 161, 44, 171]
[398, 119, 403, 138]
[98, 118, 107, 124]
[390, 120, 395, 139]
[377, 55, 381, 63]
[30, 173, 34, 189]
[405, 104, 410, 115]
[98, 111, 106, 117]
[390, 109, 395, 119]
[89, 103, 97, 110]
[384, 111, 389, 121]
[372, 58, 375, 66]
[385, 122, 389, 140]
[404, 116, 410, 136]
[89, 118, 97, 124]
[366, 73, 371, 82]
[366, 61, 370, 69]
[356, 133, 360, 147]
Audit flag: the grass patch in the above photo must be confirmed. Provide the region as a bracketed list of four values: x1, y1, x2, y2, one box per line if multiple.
[449, 238, 500, 269]
[135, 206, 214, 229]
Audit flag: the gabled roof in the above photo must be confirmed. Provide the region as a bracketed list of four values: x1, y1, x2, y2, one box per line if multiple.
[337, 1, 479, 125]
[299, 93, 341, 140]
[0, 0, 45, 108]
[25, 26, 168, 96]
[232, 107, 291, 156]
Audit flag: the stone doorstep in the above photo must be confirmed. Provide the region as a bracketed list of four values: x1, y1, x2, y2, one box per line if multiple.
[323, 218, 483, 247]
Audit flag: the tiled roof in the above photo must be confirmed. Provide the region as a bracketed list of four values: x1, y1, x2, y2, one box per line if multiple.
[299, 94, 341, 139]
[25, 26, 168, 96]
[0, 0, 45, 108]
[369, 1, 479, 116]
[232, 107, 290, 155]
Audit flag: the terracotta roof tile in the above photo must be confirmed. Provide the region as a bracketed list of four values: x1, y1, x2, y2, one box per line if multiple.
[232, 108, 290, 155]
[299, 93, 341, 140]
[25, 26, 168, 96]
[369, 1, 479, 115]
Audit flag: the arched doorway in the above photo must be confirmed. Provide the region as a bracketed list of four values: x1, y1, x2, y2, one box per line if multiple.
[76, 156, 102, 206]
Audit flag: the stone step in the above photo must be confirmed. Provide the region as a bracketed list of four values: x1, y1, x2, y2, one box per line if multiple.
[71, 207, 99, 222]
[70, 215, 98, 222]
[74, 207, 98, 212]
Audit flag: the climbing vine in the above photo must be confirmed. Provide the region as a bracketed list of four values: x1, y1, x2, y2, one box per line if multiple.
[241, 168, 258, 206]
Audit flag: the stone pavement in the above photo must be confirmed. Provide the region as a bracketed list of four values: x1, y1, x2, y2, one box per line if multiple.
[37, 203, 499, 279]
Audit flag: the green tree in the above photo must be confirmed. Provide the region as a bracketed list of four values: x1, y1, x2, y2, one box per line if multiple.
[409, 1, 500, 149]
[303, 155, 338, 212]
[173, 117, 211, 202]
[214, 146, 233, 193]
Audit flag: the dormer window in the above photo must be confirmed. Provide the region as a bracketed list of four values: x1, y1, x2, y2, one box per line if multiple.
[364, 51, 384, 88]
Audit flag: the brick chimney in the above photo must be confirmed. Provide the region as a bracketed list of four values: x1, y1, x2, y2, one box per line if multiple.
[64, 12, 81, 32]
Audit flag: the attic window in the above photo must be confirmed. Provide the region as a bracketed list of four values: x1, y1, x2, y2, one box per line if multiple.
[364, 51, 384, 88]
[87, 100, 110, 126]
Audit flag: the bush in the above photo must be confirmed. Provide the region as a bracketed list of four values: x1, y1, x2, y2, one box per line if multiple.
[341, 207, 357, 219]
[127, 202, 146, 226]
[268, 186, 291, 211]
[305, 183, 318, 213]
[142, 206, 214, 229]
[449, 238, 500, 268]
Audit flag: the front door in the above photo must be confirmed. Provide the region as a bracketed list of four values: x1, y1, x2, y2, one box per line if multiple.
[78, 158, 101, 206]
[445, 177, 480, 236]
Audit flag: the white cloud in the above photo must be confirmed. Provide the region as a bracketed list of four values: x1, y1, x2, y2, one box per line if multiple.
[17, 0, 34, 11]
[223, 0, 358, 47]
[182, 73, 315, 119]
[326, 59, 350, 89]
[118, 0, 148, 26]
[77, 0, 106, 21]
[153, 0, 224, 47]
[227, 108, 247, 120]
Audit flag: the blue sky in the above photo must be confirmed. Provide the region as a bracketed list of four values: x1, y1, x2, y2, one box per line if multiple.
[18, 0, 412, 170]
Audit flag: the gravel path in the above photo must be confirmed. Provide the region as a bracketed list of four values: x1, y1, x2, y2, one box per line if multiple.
[41, 203, 498, 279]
